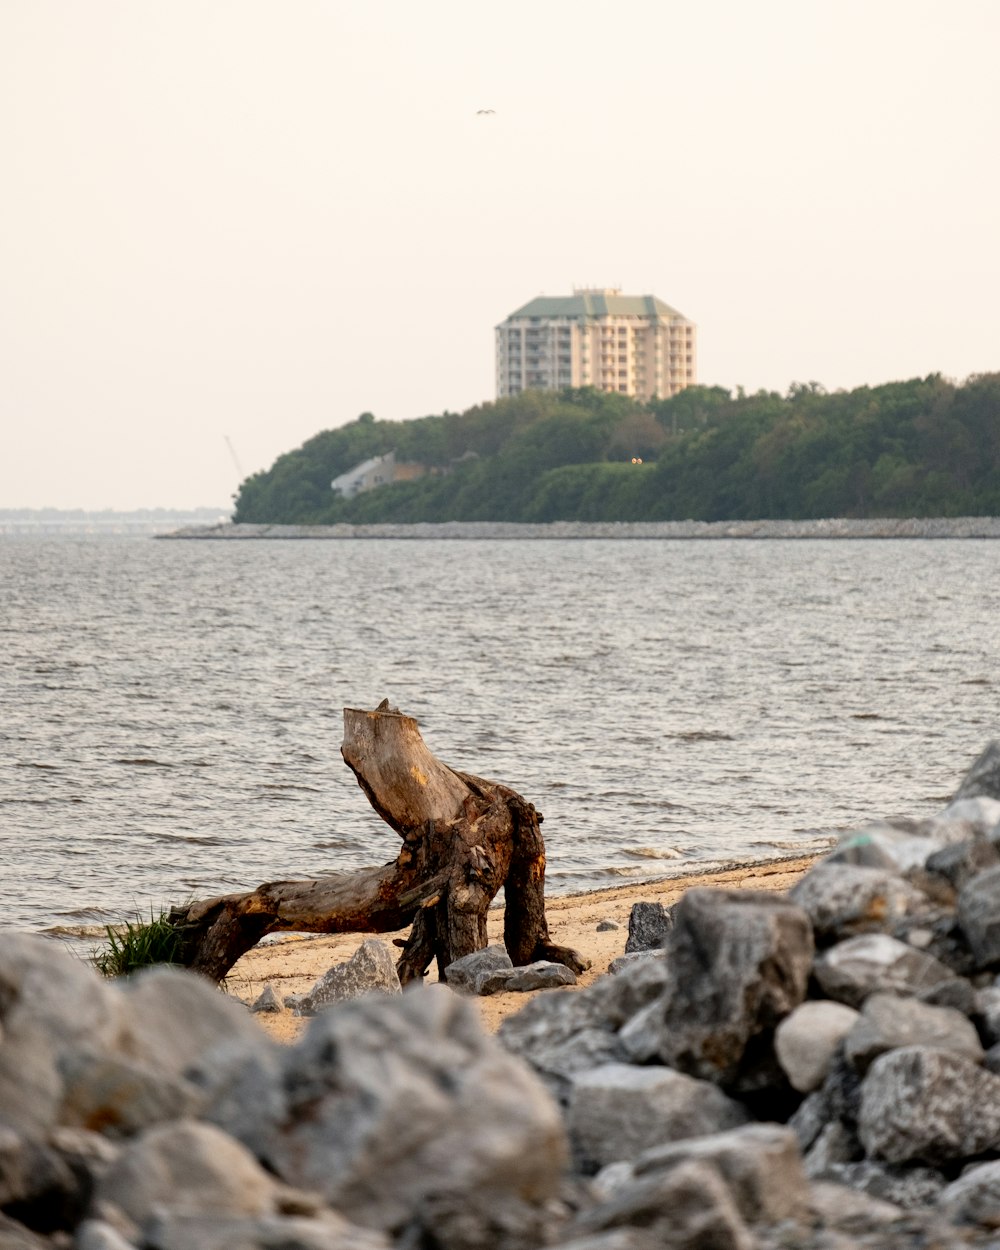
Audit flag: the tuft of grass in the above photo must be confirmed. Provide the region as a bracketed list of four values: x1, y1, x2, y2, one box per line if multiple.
[92, 907, 182, 978]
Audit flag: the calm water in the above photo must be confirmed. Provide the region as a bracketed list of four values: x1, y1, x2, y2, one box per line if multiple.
[1, 535, 998, 938]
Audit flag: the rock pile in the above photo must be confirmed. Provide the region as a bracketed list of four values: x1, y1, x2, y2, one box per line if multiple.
[3, 741, 1000, 1249]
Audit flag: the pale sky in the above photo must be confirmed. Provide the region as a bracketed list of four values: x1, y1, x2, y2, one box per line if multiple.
[2, 1, 998, 510]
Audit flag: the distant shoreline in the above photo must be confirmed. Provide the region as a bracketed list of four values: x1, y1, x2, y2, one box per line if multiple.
[160, 517, 1000, 540]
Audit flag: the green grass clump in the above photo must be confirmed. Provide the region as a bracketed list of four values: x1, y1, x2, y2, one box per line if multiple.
[93, 908, 182, 978]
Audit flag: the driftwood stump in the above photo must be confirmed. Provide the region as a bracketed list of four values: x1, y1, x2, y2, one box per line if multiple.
[168, 703, 588, 984]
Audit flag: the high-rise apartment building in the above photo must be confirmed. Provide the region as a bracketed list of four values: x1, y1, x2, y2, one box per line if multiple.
[496, 288, 696, 402]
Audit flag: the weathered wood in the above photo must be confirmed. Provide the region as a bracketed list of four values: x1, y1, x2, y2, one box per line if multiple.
[167, 702, 588, 983]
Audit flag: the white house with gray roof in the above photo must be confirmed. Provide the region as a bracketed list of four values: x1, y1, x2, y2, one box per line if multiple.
[496, 288, 696, 402]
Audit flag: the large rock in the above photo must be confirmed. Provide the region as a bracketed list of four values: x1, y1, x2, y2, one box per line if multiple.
[843, 992, 983, 1075]
[505, 961, 577, 992]
[789, 863, 924, 944]
[237, 985, 568, 1242]
[656, 889, 813, 1086]
[498, 957, 668, 1099]
[775, 1000, 860, 1092]
[443, 944, 514, 996]
[813, 933, 953, 1008]
[569, 1158, 754, 1249]
[858, 1046, 1000, 1165]
[938, 1159, 1000, 1228]
[566, 1063, 747, 1173]
[925, 834, 1000, 892]
[630, 1124, 811, 1225]
[58, 1051, 198, 1137]
[624, 902, 672, 953]
[298, 939, 401, 1013]
[958, 865, 1000, 969]
[817, 1160, 946, 1209]
[121, 966, 272, 1084]
[138, 1211, 390, 1250]
[826, 822, 943, 874]
[0, 933, 130, 1138]
[92, 1119, 280, 1226]
[951, 740, 1000, 804]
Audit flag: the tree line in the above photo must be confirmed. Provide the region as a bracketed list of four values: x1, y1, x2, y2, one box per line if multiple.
[232, 374, 1000, 524]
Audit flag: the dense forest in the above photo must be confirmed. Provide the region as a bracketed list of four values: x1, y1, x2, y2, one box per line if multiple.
[232, 374, 1000, 524]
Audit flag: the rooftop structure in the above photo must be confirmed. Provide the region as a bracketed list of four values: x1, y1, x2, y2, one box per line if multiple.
[496, 287, 696, 402]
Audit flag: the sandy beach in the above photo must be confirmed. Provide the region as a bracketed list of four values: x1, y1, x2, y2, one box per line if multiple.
[229, 854, 820, 1043]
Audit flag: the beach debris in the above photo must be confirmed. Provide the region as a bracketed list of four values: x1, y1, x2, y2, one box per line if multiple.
[298, 939, 400, 1014]
[164, 703, 588, 986]
[623, 901, 672, 953]
[7, 741, 1000, 1248]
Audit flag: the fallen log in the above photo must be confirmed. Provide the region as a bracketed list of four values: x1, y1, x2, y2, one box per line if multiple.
[168, 702, 589, 984]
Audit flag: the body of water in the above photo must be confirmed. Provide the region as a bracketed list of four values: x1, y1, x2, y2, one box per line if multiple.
[1, 535, 997, 939]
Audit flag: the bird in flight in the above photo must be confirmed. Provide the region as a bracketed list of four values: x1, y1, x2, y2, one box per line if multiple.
[476, 109, 495, 115]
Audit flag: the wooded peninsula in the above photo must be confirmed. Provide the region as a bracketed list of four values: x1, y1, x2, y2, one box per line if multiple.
[233, 373, 1000, 525]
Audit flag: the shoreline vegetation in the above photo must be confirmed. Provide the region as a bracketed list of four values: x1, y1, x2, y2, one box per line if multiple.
[163, 516, 1000, 540]
[228, 375, 1000, 526]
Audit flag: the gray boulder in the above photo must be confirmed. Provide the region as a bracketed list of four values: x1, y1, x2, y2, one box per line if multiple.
[937, 1159, 1000, 1228]
[249, 985, 284, 1015]
[630, 1123, 812, 1226]
[570, 1158, 754, 1249]
[506, 961, 577, 992]
[595, 919, 620, 933]
[813, 933, 953, 1008]
[92, 1119, 280, 1227]
[774, 1000, 860, 1092]
[607, 952, 658, 976]
[443, 944, 514, 996]
[826, 822, 942, 874]
[916, 975, 978, 1017]
[951, 740, 1000, 803]
[121, 966, 272, 1084]
[789, 863, 924, 943]
[298, 939, 401, 1013]
[816, 1161, 946, 1209]
[925, 834, 1000, 892]
[858, 1045, 1000, 1164]
[566, 1062, 747, 1173]
[139, 1211, 390, 1250]
[0, 932, 130, 1138]
[75, 1220, 139, 1250]
[843, 992, 983, 1075]
[958, 865, 1000, 969]
[802, 1119, 861, 1177]
[498, 955, 669, 1097]
[242, 985, 568, 1241]
[657, 889, 814, 1085]
[58, 1051, 199, 1136]
[976, 986, 1000, 1046]
[624, 902, 672, 953]
[807, 1180, 906, 1235]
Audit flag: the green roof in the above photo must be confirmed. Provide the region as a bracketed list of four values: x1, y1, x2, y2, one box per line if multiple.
[501, 291, 688, 323]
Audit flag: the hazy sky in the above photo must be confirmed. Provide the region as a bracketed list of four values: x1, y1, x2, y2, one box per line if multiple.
[2, 2, 998, 509]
